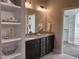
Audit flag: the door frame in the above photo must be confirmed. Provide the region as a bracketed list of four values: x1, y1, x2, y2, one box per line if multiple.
[61, 7, 79, 54]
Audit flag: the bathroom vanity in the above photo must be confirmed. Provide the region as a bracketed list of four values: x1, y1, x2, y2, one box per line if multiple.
[25, 4, 54, 59]
[25, 34, 54, 59]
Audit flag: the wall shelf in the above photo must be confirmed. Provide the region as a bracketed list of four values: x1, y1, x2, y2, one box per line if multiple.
[1, 22, 21, 25]
[0, 2, 21, 9]
[2, 52, 22, 59]
[2, 38, 21, 44]
[0, 0, 25, 59]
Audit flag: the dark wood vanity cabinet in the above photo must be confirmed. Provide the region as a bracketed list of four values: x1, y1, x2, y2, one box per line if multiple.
[46, 35, 54, 54]
[26, 39, 40, 59]
[26, 35, 54, 59]
[31, 39, 40, 59]
[40, 37, 46, 57]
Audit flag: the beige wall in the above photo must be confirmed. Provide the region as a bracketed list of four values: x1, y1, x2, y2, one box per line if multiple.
[63, 0, 79, 9]
[25, 0, 79, 53]
[47, 0, 79, 53]
[25, 0, 64, 53]
[47, 0, 64, 53]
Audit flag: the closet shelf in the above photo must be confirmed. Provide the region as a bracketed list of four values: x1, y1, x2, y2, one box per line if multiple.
[0, 2, 21, 9]
[2, 38, 21, 43]
[1, 22, 21, 25]
[2, 52, 22, 59]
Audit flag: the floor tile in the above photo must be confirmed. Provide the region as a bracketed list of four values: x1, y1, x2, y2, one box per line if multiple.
[40, 53, 78, 59]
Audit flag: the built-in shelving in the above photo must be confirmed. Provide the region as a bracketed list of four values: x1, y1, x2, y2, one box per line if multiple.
[2, 38, 21, 44]
[0, 2, 21, 9]
[1, 22, 21, 25]
[2, 52, 22, 59]
[0, 0, 25, 59]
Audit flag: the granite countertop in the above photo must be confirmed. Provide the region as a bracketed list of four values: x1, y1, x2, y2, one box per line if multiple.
[25, 33, 54, 41]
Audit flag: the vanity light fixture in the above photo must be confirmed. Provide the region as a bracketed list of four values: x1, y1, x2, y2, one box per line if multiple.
[25, 0, 32, 8]
[40, 6, 47, 9]
[36, 5, 47, 12]
[40, 5, 47, 12]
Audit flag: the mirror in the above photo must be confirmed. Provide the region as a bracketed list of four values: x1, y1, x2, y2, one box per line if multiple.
[25, 8, 47, 34]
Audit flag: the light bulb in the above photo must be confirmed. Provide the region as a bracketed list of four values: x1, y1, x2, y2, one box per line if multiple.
[25, 2, 32, 8]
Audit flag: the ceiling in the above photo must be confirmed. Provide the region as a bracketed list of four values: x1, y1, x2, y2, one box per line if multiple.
[25, 0, 50, 7]
[25, 0, 79, 4]
[64, 0, 79, 3]
[25, 0, 79, 9]
[35, 0, 50, 7]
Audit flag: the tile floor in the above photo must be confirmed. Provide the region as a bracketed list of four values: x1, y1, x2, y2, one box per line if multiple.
[63, 42, 79, 57]
[40, 53, 78, 59]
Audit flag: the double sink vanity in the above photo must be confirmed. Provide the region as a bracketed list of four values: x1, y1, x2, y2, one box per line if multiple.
[25, 33, 55, 59]
[25, 6, 54, 59]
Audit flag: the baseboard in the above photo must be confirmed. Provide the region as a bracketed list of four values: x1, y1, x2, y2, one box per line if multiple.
[53, 48, 61, 54]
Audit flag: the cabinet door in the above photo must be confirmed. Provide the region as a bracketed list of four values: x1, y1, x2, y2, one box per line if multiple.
[26, 41, 33, 59]
[31, 39, 40, 59]
[26, 39, 40, 59]
[50, 35, 54, 50]
[49, 35, 54, 50]
[46, 37, 51, 54]
[46, 35, 54, 54]
[40, 37, 46, 57]
[26, 46, 32, 59]
[32, 45, 40, 59]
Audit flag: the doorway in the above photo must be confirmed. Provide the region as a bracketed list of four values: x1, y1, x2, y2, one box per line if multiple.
[62, 8, 79, 58]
